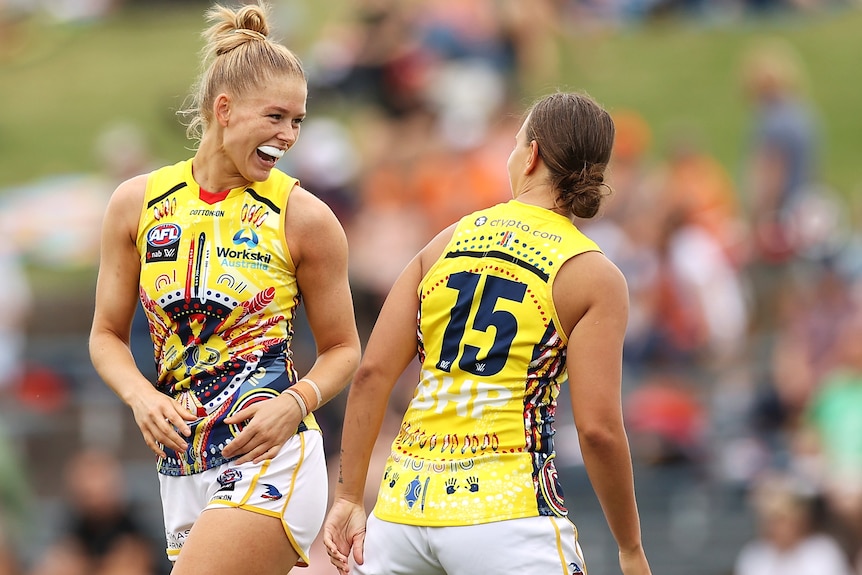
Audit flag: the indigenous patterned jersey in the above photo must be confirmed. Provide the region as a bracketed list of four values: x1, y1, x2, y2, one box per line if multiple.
[373, 200, 601, 526]
[136, 159, 317, 476]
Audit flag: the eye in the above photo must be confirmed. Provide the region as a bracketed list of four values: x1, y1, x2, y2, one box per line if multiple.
[268, 114, 283, 121]
[292, 117, 305, 127]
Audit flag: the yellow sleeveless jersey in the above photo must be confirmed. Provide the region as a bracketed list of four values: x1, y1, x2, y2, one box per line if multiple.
[373, 200, 601, 526]
[136, 159, 318, 476]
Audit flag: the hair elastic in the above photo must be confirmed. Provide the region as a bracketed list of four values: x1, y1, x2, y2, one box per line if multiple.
[283, 388, 308, 418]
[233, 28, 267, 41]
[299, 378, 323, 407]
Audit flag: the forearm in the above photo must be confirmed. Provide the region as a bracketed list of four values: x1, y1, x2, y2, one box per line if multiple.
[297, 342, 361, 411]
[333, 370, 391, 504]
[579, 428, 644, 552]
[89, 330, 154, 407]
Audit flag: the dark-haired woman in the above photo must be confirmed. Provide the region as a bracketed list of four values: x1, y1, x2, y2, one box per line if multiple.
[323, 91, 652, 575]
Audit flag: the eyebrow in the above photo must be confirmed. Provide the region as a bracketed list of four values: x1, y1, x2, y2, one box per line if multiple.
[268, 105, 306, 118]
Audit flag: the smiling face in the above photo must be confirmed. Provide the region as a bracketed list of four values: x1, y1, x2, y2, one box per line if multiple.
[218, 74, 307, 184]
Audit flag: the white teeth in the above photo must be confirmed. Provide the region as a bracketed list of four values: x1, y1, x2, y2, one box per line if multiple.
[258, 145, 284, 159]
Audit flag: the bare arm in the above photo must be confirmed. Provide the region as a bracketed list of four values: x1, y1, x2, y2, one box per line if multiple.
[555, 251, 652, 575]
[89, 176, 195, 457]
[323, 224, 455, 575]
[222, 186, 362, 463]
[290, 186, 362, 405]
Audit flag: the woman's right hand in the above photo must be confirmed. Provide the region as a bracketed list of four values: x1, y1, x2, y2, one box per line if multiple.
[129, 387, 196, 457]
[322, 497, 368, 575]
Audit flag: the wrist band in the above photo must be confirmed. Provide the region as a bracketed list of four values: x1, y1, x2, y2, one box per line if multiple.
[299, 378, 323, 406]
[283, 388, 308, 418]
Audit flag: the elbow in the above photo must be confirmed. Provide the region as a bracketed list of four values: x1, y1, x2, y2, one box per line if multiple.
[351, 360, 391, 393]
[344, 344, 362, 380]
[577, 420, 625, 453]
[351, 362, 378, 389]
[87, 327, 113, 365]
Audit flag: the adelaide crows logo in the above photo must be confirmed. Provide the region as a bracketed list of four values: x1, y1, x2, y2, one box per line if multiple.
[261, 484, 283, 500]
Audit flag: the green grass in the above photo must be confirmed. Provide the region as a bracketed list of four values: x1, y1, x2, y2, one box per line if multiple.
[559, 9, 862, 198]
[0, 6, 202, 184]
[1, 3, 861, 198]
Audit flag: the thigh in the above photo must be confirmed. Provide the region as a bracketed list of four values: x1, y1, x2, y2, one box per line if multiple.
[433, 516, 587, 575]
[171, 507, 298, 575]
[161, 431, 328, 572]
[351, 513, 445, 575]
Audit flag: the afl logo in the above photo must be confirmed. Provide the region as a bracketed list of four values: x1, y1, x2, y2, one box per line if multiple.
[146, 223, 181, 263]
[217, 468, 242, 488]
[148, 223, 181, 246]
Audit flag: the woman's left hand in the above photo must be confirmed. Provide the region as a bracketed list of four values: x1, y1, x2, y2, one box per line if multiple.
[221, 393, 303, 464]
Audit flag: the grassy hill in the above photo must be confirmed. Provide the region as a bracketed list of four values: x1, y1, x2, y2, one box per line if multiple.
[1, 3, 860, 199]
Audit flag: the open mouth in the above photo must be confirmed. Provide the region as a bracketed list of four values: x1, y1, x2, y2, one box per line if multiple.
[256, 145, 285, 163]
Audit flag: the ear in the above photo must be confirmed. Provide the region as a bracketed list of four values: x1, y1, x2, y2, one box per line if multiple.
[214, 93, 231, 127]
[525, 140, 541, 174]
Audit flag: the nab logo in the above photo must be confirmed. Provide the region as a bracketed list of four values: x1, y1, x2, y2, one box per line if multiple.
[147, 223, 181, 246]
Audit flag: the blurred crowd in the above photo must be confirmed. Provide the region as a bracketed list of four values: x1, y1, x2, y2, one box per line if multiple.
[1, 0, 862, 574]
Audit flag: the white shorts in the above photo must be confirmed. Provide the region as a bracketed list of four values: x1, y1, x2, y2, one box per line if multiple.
[158, 430, 327, 566]
[353, 512, 587, 575]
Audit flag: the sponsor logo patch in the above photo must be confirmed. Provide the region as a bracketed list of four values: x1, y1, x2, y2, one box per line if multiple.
[261, 484, 283, 500]
[146, 223, 181, 262]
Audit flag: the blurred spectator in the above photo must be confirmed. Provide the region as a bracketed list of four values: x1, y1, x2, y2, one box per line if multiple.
[495, 0, 562, 93]
[750, 260, 855, 462]
[741, 37, 820, 264]
[279, 115, 361, 226]
[651, 126, 748, 267]
[622, 205, 749, 369]
[413, 0, 515, 75]
[739, 37, 822, 335]
[29, 449, 159, 575]
[625, 372, 707, 467]
[733, 473, 853, 575]
[581, 110, 663, 376]
[309, 0, 429, 118]
[798, 309, 862, 566]
[645, 129, 752, 362]
[346, 109, 434, 314]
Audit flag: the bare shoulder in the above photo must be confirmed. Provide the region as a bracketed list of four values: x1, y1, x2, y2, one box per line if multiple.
[418, 222, 458, 274]
[284, 185, 347, 265]
[554, 250, 629, 335]
[563, 250, 628, 296]
[104, 174, 149, 237]
[285, 185, 342, 230]
[108, 174, 148, 208]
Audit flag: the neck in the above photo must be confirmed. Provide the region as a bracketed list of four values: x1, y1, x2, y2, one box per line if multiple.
[513, 187, 570, 218]
[192, 138, 249, 193]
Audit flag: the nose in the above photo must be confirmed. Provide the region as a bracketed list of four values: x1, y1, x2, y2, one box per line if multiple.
[278, 126, 299, 150]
